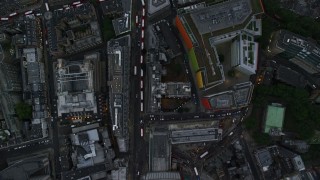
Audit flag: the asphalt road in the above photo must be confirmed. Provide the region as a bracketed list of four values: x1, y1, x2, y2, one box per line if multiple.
[144, 108, 244, 122]
[128, 0, 147, 179]
[166, 107, 252, 178]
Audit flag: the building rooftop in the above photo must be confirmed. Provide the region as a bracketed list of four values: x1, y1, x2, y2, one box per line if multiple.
[208, 91, 235, 109]
[255, 145, 308, 179]
[148, 0, 171, 15]
[22, 48, 48, 138]
[154, 20, 181, 59]
[276, 65, 307, 88]
[282, 139, 309, 153]
[292, 155, 305, 171]
[150, 130, 170, 172]
[107, 35, 131, 152]
[68, 127, 114, 174]
[233, 82, 254, 107]
[100, 0, 123, 15]
[190, 0, 252, 35]
[170, 127, 222, 144]
[111, 167, 127, 180]
[274, 30, 320, 74]
[255, 149, 273, 171]
[141, 172, 181, 180]
[0, 154, 51, 180]
[113, 14, 131, 36]
[47, 3, 101, 56]
[163, 82, 191, 98]
[264, 104, 285, 133]
[55, 54, 99, 117]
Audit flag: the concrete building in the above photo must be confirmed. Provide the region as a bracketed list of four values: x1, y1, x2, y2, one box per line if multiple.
[291, 155, 305, 172]
[0, 153, 52, 180]
[111, 167, 127, 180]
[282, 140, 309, 153]
[309, 89, 320, 104]
[232, 82, 254, 107]
[169, 127, 222, 144]
[268, 29, 320, 74]
[255, 148, 273, 172]
[202, 82, 254, 110]
[11, 15, 41, 49]
[149, 128, 171, 172]
[100, 0, 131, 36]
[100, 0, 123, 16]
[112, 14, 131, 36]
[276, 65, 307, 88]
[61, 125, 114, 180]
[175, 0, 263, 93]
[230, 31, 259, 75]
[47, 3, 102, 56]
[21, 48, 49, 139]
[70, 129, 106, 169]
[190, 0, 252, 35]
[54, 53, 100, 119]
[147, 0, 171, 18]
[207, 91, 236, 110]
[141, 172, 181, 180]
[254, 145, 307, 179]
[146, 50, 163, 113]
[153, 20, 182, 60]
[162, 82, 191, 98]
[107, 36, 131, 152]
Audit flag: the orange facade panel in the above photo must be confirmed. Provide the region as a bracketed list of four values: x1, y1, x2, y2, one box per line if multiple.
[175, 16, 193, 50]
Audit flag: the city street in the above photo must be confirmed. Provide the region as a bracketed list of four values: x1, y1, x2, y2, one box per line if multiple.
[0, 1, 262, 180]
[128, 0, 148, 179]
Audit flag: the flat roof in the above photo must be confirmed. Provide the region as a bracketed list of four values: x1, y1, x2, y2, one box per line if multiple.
[143, 172, 181, 180]
[275, 30, 320, 74]
[170, 127, 222, 144]
[157, 21, 181, 57]
[264, 104, 285, 133]
[190, 0, 252, 35]
[209, 91, 235, 109]
[148, 0, 170, 15]
[179, 14, 223, 87]
[165, 82, 191, 98]
[100, 0, 123, 15]
[276, 65, 306, 88]
[150, 131, 170, 171]
[233, 82, 253, 106]
[255, 148, 273, 168]
[112, 15, 131, 36]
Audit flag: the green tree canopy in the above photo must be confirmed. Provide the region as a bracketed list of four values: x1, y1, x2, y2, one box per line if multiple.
[227, 69, 235, 77]
[253, 84, 319, 140]
[15, 102, 32, 120]
[218, 54, 224, 63]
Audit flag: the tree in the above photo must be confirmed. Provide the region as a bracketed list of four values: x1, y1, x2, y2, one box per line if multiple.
[251, 84, 319, 140]
[173, 63, 182, 75]
[253, 131, 271, 146]
[15, 102, 32, 120]
[102, 18, 115, 41]
[245, 117, 257, 130]
[183, 108, 190, 112]
[227, 69, 235, 77]
[218, 54, 224, 63]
